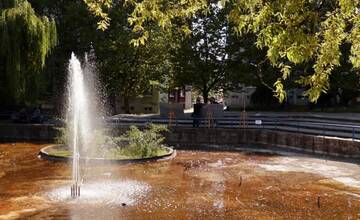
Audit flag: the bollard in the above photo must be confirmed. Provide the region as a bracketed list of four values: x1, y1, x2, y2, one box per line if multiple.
[317, 196, 321, 208]
[239, 111, 247, 129]
[207, 111, 213, 128]
[168, 111, 175, 128]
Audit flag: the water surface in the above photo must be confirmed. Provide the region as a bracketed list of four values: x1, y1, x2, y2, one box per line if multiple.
[0, 143, 360, 219]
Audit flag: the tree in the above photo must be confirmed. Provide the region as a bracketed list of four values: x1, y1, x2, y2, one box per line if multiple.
[85, 0, 360, 103]
[94, 2, 171, 113]
[0, 0, 57, 106]
[30, 0, 171, 113]
[227, 0, 360, 102]
[29, 0, 108, 112]
[225, 33, 278, 90]
[170, 2, 230, 103]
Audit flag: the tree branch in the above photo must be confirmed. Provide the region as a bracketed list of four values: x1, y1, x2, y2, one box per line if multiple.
[250, 58, 275, 91]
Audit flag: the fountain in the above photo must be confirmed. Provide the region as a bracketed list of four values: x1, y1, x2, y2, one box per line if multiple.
[67, 52, 100, 198]
[38, 52, 173, 202]
[47, 52, 156, 205]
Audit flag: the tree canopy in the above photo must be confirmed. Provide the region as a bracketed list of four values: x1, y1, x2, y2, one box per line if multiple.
[0, 0, 57, 106]
[94, 2, 171, 112]
[227, 0, 360, 102]
[85, 0, 360, 103]
[169, 2, 232, 103]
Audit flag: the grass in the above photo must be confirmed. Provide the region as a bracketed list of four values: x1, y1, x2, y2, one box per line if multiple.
[106, 147, 170, 160]
[50, 150, 72, 157]
[47, 147, 170, 160]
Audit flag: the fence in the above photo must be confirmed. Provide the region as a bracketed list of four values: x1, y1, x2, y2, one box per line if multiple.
[106, 116, 360, 140]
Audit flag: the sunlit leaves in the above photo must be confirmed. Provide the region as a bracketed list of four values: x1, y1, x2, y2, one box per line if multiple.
[125, 0, 208, 46]
[83, 0, 112, 30]
[84, 0, 360, 103]
[274, 78, 286, 102]
[298, 13, 346, 102]
[86, 0, 207, 45]
[339, 0, 358, 17]
[228, 0, 360, 102]
[129, 30, 149, 46]
[349, 14, 360, 69]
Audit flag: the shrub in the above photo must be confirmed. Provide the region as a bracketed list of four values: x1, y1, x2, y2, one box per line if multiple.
[54, 127, 68, 145]
[53, 124, 169, 159]
[112, 124, 169, 158]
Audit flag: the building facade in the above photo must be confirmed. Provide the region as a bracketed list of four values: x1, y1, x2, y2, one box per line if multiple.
[167, 86, 192, 110]
[115, 87, 160, 114]
[224, 86, 256, 109]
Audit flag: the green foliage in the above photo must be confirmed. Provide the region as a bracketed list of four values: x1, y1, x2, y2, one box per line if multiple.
[28, 0, 105, 111]
[84, 0, 208, 44]
[83, 0, 112, 30]
[112, 124, 169, 158]
[349, 14, 360, 69]
[54, 127, 68, 145]
[227, 0, 360, 102]
[85, 0, 360, 103]
[225, 33, 279, 95]
[169, 1, 231, 103]
[54, 124, 169, 159]
[0, 0, 57, 106]
[95, 3, 171, 112]
[126, 0, 208, 46]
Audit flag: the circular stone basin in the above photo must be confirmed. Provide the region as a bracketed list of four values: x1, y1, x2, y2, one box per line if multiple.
[39, 144, 175, 163]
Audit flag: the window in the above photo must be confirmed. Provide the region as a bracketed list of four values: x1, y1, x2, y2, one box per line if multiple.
[180, 90, 185, 97]
[143, 88, 153, 97]
[144, 107, 153, 111]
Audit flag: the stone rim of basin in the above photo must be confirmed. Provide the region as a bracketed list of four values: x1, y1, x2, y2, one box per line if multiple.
[38, 144, 176, 163]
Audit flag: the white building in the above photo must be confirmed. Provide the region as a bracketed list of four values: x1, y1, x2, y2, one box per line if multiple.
[224, 86, 256, 109]
[286, 88, 308, 106]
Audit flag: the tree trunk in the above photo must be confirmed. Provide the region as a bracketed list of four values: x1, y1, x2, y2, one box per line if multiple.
[203, 91, 209, 104]
[108, 93, 116, 115]
[124, 96, 130, 114]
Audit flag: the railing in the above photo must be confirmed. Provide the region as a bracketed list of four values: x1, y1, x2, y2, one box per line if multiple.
[8, 112, 357, 141]
[106, 117, 360, 141]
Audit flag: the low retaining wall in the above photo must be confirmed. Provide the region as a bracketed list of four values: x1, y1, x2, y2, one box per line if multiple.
[0, 123, 57, 141]
[1, 124, 359, 158]
[165, 128, 360, 159]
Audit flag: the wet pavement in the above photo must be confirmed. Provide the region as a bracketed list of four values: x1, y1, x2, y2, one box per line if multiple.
[0, 143, 360, 219]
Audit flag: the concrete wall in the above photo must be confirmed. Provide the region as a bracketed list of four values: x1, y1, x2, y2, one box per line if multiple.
[0, 123, 58, 142]
[1, 124, 359, 159]
[164, 128, 360, 158]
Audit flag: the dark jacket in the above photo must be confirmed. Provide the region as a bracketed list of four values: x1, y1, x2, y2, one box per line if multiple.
[193, 103, 203, 116]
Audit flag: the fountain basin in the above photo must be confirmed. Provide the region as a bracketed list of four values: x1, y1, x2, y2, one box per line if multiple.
[3, 143, 360, 219]
[39, 144, 176, 163]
